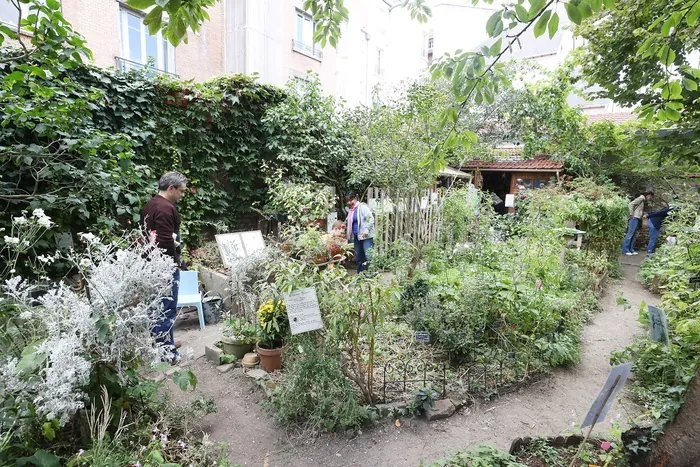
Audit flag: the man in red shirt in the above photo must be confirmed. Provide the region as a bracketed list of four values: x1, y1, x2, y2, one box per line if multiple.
[141, 171, 187, 363]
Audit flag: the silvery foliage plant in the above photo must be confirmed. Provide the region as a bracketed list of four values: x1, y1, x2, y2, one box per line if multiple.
[0, 220, 176, 430]
[228, 245, 276, 319]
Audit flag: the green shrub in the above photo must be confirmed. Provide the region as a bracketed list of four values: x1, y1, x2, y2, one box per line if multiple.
[270, 347, 373, 434]
[424, 444, 526, 467]
[612, 203, 700, 433]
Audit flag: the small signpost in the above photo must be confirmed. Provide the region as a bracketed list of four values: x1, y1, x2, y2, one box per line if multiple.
[215, 230, 265, 268]
[648, 305, 669, 345]
[570, 362, 632, 467]
[284, 287, 323, 335]
[415, 331, 430, 343]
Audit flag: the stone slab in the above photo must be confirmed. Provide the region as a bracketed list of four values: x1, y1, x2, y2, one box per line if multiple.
[246, 368, 269, 381]
[205, 345, 223, 364]
[425, 399, 456, 421]
[217, 363, 235, 373]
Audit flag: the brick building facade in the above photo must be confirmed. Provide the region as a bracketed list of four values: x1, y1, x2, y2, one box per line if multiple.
[61, 0, 226, 81]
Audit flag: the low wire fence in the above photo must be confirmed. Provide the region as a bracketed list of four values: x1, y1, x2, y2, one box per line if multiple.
[377, 347, 548, 404]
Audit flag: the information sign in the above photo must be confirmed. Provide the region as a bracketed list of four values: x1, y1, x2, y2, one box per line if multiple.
[215, 230, 265, 267]
[284, 287, 323, 335]
[581, 363, 632, 428]
[648, 305, 669, 345]
[415, 331, 430, 343]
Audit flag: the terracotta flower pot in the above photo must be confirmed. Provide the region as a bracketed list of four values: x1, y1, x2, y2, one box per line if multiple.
[256, 344, 282, 372]
[241, 352, 259, 368]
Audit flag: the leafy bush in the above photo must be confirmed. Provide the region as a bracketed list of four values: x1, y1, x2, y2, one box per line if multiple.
[399, 277, 430, 315]
[406, 187, 605, 369]
[424, 444, 526, 467]
[526, 179, 628, 260]
[270, 347, 373, 434]
[264, 170, 335, 227]
[408, 387, 440, 415]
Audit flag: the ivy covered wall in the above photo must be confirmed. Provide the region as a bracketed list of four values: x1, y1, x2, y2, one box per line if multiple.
[1, 57, 287, 253]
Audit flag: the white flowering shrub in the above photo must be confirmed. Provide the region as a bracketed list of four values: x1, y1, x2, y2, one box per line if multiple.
[0, 231, 176, 431]
[1, 209, 55, 277]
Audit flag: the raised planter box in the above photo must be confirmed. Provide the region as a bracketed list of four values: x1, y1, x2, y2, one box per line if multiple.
[198, 265, 235, 311]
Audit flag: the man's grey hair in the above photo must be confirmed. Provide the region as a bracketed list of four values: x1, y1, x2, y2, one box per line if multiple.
[158, 171, 188, 191]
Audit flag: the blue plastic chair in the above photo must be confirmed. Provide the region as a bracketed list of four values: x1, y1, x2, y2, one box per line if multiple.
[177, 270, 205, 330]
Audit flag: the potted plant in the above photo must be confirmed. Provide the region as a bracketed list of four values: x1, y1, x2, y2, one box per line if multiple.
[291, 226, 329, 264]
[221, 317, 258, 359]
[256, 297, 289, 372]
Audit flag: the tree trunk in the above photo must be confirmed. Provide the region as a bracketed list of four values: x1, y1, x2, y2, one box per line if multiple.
[638, 366, 700, 466]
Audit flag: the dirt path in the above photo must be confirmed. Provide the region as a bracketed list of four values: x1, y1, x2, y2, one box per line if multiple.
[172, 256, 657, 466]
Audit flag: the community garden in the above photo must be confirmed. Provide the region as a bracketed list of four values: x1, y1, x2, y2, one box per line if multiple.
[2, 0, 700, 466]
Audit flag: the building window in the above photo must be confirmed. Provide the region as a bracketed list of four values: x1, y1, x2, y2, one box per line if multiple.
[423, 34, 434, 63]
[118, 7, 175, 75]
[375, 48, 384, 76]
[293, 9, 322, 60]
[0, 0, 32, 26]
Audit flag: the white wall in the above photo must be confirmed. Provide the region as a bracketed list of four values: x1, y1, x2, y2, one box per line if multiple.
[334, 0, 428, 107]
[225, 0, 285, 86]
[429, 3, 496, 60]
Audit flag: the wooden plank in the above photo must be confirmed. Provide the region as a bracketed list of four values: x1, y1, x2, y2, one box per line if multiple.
[381, 190, 391, 246]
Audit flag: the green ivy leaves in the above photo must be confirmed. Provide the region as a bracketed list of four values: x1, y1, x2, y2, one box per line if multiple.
[126, 0, 217, 46]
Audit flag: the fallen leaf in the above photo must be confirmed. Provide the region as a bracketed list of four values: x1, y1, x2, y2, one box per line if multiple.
[394, 419, 401, 428]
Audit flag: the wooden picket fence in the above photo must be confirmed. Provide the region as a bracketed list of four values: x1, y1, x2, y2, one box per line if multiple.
[365, 187, 444, 252]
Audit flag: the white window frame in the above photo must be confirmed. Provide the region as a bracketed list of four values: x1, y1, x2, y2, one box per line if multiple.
[376, 48, 384, 76]
[119, 7, 175, 73]
[293, 9, 322, 60]
[0, 0, 35, 30]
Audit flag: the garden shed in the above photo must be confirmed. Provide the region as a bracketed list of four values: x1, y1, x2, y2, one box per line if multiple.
[462, 152, 564, 212]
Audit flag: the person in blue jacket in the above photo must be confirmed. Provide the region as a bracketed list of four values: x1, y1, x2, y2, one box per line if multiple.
[645, 206, 672, 255]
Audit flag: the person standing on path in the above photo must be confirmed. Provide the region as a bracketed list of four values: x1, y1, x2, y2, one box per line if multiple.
[645, 205, 672, 255]
[622, 190, 653, 256]
[345, 193, 375, 273]
[141, 171, 188, 364]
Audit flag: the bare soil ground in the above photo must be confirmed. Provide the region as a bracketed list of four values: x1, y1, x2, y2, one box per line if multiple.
[168, 255, 655, 467]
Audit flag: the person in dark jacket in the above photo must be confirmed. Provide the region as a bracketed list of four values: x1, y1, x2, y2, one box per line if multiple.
[141, 171, 188, 363]
[645, 205, 672, 255]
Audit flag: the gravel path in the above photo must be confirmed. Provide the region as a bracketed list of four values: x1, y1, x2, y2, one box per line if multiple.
[172, 255, 656, 466]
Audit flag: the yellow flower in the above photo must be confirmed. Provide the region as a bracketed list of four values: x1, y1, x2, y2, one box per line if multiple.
[257, 299, 275, 328]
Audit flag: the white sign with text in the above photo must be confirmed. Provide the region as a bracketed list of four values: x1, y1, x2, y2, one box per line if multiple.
[284, 287, 323, 335]
[215, 230, 265, 268]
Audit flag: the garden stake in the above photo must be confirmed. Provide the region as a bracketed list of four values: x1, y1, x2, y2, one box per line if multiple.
[568, 374, 621, 467]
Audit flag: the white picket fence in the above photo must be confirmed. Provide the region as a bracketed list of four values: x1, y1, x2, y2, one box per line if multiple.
[365, 187, 444, 252]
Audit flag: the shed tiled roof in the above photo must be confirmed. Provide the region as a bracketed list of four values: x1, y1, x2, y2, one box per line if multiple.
[463, 154, 564, 171]
[586, 112, 636, 124]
